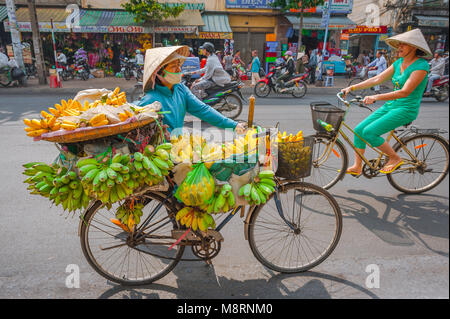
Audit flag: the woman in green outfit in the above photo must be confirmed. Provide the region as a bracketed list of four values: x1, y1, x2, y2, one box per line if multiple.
[341, 28, 432, 175]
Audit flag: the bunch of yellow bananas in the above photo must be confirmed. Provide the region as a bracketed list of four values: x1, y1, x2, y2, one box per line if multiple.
[277, 130, 304, 143]
[176, 206, 216, 231]
[89, 113, 109, 127]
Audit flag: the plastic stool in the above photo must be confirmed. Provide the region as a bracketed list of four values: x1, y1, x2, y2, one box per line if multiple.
[324, 76, 334, 87]
[49, 74, 61, 88]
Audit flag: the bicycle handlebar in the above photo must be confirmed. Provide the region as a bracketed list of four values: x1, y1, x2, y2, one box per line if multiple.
[337, 92, 373, 112]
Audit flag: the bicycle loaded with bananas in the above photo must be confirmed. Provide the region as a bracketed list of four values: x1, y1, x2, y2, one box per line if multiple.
[22, 89, 342, 286]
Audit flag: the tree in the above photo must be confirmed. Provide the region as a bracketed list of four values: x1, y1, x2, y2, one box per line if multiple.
[27, 0, 46, 84]
[271, 0, 325, 52]
[122, 0, 185, 46]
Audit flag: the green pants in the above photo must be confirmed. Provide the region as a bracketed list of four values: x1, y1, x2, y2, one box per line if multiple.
[354, 106, 417, 149]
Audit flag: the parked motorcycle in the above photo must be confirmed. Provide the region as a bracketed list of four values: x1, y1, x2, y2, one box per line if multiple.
[424, 75, 449, 102]
[0, 65, 27, 87]
[121, 58, 143, 81]
[254, 64, 308, 98]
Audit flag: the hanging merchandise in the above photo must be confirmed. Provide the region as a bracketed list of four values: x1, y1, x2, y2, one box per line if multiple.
[175, 163, 216, 207]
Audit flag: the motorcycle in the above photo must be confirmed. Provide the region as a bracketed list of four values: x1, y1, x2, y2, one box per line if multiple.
[129, 74, 245, 120]
[57, 63, 75, 81]
[0, 65, 27, 87]
[424, 75, 449, 102]
[121, 58, 143, 81]
[254, 64, 308, 98]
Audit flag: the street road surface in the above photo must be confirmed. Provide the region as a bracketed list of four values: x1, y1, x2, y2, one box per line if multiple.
[0, 91, 448, 298]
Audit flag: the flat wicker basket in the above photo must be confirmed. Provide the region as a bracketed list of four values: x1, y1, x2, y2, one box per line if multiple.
[39, 118, 155, 144]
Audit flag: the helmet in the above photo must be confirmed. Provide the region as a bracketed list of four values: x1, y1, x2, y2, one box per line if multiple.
[284, 50, 293, 57]
[200, 42, 215, 54]
[136, 49, 141, 54]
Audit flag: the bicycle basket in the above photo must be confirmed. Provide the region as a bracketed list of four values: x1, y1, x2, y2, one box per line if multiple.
[275, 135, 314, 179]
[310, 102, 346, 134]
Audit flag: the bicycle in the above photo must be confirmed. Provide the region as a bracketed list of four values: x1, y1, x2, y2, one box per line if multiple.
[306, 92, 449, 193]
[78, 135, 342, 286]
[348, 67, 392, 97]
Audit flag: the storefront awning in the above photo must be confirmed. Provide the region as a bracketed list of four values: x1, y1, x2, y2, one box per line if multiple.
[201, 13, 232, 33]
[415, 15, 448, 28]
[286, 15, 356, 30]
[0, 6, 8, 22]
[4, 8, 203, 34]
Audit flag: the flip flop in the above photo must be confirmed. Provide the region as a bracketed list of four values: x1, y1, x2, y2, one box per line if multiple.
[338, 169, 362, 178]
[380, 161, 404, 174]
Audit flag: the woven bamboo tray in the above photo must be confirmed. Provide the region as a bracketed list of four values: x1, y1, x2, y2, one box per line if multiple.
[39, 117, 155, 144]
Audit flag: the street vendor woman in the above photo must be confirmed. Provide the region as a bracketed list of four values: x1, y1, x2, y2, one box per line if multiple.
[137, 45, 246, 134]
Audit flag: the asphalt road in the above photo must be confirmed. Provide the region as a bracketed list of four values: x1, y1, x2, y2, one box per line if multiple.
[0, 90, 448, 299]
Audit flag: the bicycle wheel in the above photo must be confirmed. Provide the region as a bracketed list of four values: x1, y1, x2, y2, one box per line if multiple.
[387, 134, 449, 194]
[292, 80, 307, 98]
[248, 182, 342, 273]
[305, 134, 348, 190]
[80, 193, 185, 286]
[348, 78, 369, 97]
[214, 94, 243, 120]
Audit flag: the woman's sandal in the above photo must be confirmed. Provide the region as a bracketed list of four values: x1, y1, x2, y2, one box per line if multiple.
[380, 160, 404, 174]
[338, 169, 362, 178]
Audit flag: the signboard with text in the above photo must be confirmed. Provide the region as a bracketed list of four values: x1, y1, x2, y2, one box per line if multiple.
[185, 32, 233, 40]
[4, 21, 197, 34]
[225, 0, 275, 9]
[342, 25, 387, 34]
[290, 0, 352, 14]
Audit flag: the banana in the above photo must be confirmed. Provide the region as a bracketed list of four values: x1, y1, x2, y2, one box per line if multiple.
[259, 178, 276, 188]
[83, 168, 100, 183]
[155, 149, 169, 161]
[258, 170, 275, 179]
[32, 164, 55, 174]
[98, 169, 108, 182]
[79, 164, 98, 176]
[147, 158, 162, 177]
[155, 143, 172, 151]
[134, 152, 143, 162]
[106, 168, 117, 180]
[152, 156, 169, 171]
[110, 163, 124, 172]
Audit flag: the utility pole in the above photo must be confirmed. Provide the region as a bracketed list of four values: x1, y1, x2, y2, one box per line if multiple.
[27, 0, 46, 84]
[5, 0, 24, 69]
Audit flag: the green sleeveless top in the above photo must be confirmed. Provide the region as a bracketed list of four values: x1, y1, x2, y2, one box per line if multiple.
[384, 57, 429, 114]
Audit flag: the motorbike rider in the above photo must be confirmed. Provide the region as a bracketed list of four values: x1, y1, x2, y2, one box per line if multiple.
[56, 50, 67, 66]
[424, 50, 445, 97]
[190, 42, 232, 99]
[276, 50, 296, 90]
[136, 45, 246, 135]
[135, 49, 144, 67]
[367, 50, 387, 94]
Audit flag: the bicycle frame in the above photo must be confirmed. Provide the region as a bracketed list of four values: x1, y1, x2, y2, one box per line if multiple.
[316, 94, 425, 173]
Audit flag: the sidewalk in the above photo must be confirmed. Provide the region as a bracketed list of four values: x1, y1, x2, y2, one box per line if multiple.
[0, 75, 349, 96]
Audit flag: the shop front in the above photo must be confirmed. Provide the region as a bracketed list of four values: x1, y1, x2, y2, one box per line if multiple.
[412, 15, 448, 52]
[3, 7, 203, 74]
[342, 25, 391, 60]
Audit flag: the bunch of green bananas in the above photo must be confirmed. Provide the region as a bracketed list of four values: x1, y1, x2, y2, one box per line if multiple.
[176, 206, 216, 231]
[133, 143, 174, 183]
[23, 162, 91, 212]
[239, 170, 276, 206]
[200, 183, 236, 214]
[115, 202, 144, 230]
[77, 155, 136, 206]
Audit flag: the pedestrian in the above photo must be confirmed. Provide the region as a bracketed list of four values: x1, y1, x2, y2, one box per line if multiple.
[367, 50, 387, 93]
[341, 28, 431, 175]
[424, 50, 445, 96]
[308, 49, 318, 83]
[363, 50, 370, 66]
[315, 50, 323, 82]
[250, 50, 261, 87]
[296, 51, 305, 74]
[233, 50, 243, 67]
[223, 51, 233, 76]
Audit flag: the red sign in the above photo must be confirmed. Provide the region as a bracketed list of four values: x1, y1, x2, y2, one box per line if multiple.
[343, 25, 388, 34]
[107, 26, 144, 33]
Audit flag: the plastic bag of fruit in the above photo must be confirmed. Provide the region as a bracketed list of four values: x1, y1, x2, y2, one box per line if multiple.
[175, 162, 215, 207]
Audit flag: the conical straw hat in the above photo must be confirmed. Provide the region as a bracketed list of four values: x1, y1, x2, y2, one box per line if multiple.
[384, 28, 432, 58]
[143, 45, 190, 92]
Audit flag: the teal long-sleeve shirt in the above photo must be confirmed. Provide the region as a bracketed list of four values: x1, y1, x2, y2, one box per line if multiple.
[137, 83, 238, 133]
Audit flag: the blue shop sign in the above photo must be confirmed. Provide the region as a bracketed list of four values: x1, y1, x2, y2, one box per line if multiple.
[225, 0, 275, 9]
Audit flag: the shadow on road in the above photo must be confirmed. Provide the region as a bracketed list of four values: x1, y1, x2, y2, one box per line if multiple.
[96, 257, 379, 299]
[334, 189, 449, 257]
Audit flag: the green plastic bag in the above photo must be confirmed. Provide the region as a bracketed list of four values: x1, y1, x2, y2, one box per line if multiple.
[175, 163, 215, 206]
[208, 153, 258, 182]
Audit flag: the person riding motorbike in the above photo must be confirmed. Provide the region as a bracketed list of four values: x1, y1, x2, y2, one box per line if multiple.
[136, 45, 245, 136]
[135, 49, 144, 67]
[56, 50, 67, 66]
[424, 50, 445, 97]
[190, 42, 232, 99]
[276, 50, 296, 90]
